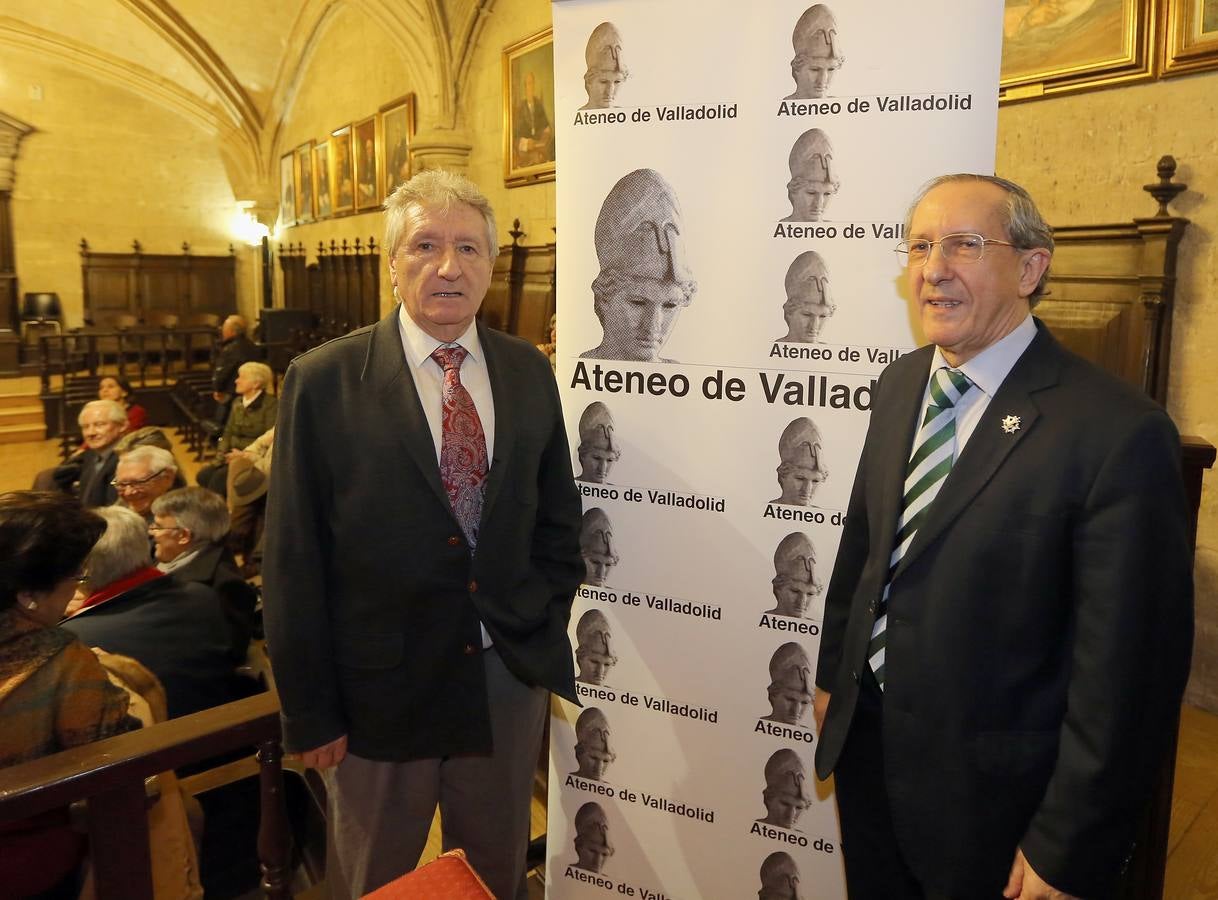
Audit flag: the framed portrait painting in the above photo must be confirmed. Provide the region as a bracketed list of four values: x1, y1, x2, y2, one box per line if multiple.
[313, 142, 332, 219]
[379, 94, 415, 200]
[503, 27, 556, 187]
[293, 141, 314, 224]
[353, 116, 379, 211]
[999, 0, 1157, 102]
[1162, 0, 1218, 75]
[279, 153, 295, 227]
[330, 125, 355, 215]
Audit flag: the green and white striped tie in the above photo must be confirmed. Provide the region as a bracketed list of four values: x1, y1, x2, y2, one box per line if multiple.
[868, 366, 974, 689]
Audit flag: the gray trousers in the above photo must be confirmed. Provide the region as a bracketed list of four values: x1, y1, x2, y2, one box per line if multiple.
[322, 648, 547, 900]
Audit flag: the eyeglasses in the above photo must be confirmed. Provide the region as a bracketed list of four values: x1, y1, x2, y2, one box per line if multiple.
[148, 525, 183, 534]
[895, 233, 1018, 267]
[70, 572, 89, 585]
[110, 469, 168, 492]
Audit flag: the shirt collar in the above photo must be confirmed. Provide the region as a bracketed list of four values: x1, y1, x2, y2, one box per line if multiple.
[157, 547, 201, 574]
[397, 304, 483, 371]
[931, 314, 1036, 398]
[242, 389, 263, 408]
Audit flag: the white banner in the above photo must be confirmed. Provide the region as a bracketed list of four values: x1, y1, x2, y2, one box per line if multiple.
[548, 3, 1003, 897]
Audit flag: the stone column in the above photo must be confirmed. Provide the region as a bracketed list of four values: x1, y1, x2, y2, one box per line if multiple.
[0, 112, 35, 374]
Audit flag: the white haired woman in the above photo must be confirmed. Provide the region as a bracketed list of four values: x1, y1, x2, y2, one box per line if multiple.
[198, 361, 277, 496]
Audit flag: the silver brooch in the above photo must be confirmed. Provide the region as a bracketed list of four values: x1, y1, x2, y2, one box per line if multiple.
[1000, 414, 1021, 434]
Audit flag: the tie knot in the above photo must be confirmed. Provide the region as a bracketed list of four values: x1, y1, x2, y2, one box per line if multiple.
[930, 367, 973, 409]
[432, 345, 468, 372]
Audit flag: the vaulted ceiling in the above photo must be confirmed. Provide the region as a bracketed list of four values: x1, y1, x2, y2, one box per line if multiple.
[1, 0, 495, 195]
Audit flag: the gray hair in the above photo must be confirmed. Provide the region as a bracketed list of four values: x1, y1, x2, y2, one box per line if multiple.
[151, 487, 230, 545]
[86, 506, 152, 587]
[119, 444, 178, 475]
[79, 399, 127, 427]
[383, 170, 499, 260]
[238, 360, 274, 392]
[904, 173, 1054, 305]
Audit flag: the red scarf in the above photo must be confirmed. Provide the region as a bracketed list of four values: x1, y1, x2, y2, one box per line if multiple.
[71, 566, 165, 615]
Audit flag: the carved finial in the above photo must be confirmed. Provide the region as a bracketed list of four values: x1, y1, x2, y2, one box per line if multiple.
[80, 238, 90, 255]
[229, 244, 236, 255]
[341, 238, 349, 253]
[353, 237, 362, 252]
[182, 241, 190, 254]
[318, 241, 327, 256]
[368, 237, 378, 253]
[132, 240, 142, 254]
[330, 239, 339, 253]
[1143, 155, 1186, 217]
[510, 218, 525, 246]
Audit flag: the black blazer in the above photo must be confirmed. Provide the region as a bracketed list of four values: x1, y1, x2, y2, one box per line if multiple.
[815, 323, 1193, 897]
[262, 309, 584, 762]
[62, 576, 236, 719]
[169, 542, 258, 662]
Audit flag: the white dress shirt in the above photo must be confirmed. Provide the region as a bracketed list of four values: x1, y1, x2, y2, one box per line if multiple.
[397, 305, 495, 464]
[922, 314, 1037, 459]
[397, 305, 496, 647]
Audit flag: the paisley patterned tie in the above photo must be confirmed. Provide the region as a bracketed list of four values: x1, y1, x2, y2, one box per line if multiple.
[431, 346, 488, 548]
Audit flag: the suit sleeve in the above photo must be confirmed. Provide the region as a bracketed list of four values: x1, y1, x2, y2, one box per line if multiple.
[1020, 408, 1193, 895]
[261, 360, 345, 753]
[530, 360, 584, 624]
[816, 433, 870, 692]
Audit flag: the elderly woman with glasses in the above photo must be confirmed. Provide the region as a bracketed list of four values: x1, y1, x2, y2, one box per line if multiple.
[0, 492, 141, 896]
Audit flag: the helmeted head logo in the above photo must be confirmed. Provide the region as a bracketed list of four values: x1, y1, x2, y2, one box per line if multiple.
[583, 169, 697, 363]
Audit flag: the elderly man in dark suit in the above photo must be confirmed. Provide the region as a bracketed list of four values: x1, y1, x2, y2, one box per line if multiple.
[262, 170, 583, 900]
[50, 399, 127, 507]
[62, 506, 234, 719]
[814, 174, 1193, 900]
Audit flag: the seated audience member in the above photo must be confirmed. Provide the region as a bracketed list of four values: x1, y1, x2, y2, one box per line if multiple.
[0, 492, 140, 898]
[113, 445, 179, 524]
[225, 426, 273, 571]
[115, 428, 188, 488]
[62, 506, 234, 719]
[151, 487, 257, 662]
[198, 361, 277, 496]
[43, 399, 128, 507]
[97, 375, 147, 433]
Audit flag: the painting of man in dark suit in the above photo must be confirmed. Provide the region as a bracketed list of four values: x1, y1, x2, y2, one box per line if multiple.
[263, 170, 583, 900]
[814, 174, 1193, 899]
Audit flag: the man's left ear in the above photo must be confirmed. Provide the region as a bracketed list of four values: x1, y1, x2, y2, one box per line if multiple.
[1018, 248, 1052, 298]
[177, 528, 193, 547]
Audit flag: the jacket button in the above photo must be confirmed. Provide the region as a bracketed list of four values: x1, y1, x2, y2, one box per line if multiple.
[468, 580, 478, 592]
[447, 535, 461, 547]
[851, 670, 860, 683]
[463, 643, 477, 655]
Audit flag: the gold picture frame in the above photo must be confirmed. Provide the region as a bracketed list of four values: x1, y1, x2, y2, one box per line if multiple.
[1000, 0, 1158, 103]
[379, 94, 415, 200]
[1161, 0, 1218, 75]
[293, 141, 314, 224]
[503, 27, 556, 187]
[330, 124, 355, 215]
[313, 142, 332, 219]
[353, 116, 379, 211]
[278, 152, 295, 228]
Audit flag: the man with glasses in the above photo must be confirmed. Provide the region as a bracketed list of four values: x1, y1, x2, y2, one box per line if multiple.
[813, 174, 1193, 899]
[112, 445, 178, 524]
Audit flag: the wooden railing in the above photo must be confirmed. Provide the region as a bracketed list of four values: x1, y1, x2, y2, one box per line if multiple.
[0, 691, 292, 900]
[37, 327, 219, 392]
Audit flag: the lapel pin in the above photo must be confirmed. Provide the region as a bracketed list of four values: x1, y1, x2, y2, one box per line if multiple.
[1000, 414, 1021, 434]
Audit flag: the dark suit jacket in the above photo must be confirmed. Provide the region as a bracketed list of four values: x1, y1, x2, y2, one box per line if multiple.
[212, 334, 260, 395]
[815, 322, 1193, 897]
[169, 543, 258, 662]
[53, 448, 118, 508]
[61, 575, 236, 719]
[262, 308, 584, 762]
